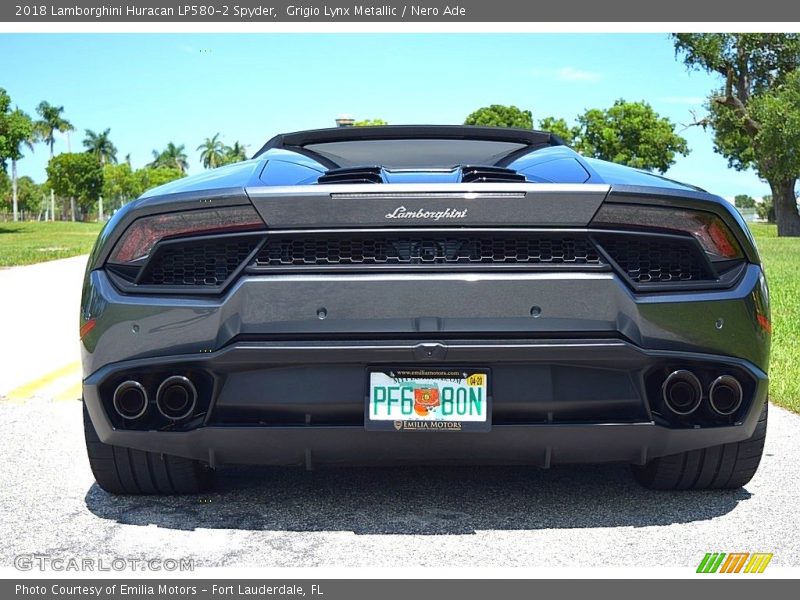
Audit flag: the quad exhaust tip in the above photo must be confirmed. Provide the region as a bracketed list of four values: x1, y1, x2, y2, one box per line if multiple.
[709, 375, 743, 416]
[112, 380, 149, 420]
[156, 376, 197, 421]
[661, 370, 703, 416]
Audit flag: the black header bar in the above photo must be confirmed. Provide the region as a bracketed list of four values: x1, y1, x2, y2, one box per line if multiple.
[3, 1, 799, 22]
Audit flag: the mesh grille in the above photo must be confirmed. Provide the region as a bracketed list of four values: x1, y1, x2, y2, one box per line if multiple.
[140, 237, 261, 286]
[596, 235, 710, 283]
[255, 234, 602, 267]
[128, 231, 718, 289]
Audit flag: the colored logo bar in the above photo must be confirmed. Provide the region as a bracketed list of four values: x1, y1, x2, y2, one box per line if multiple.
[697, 553, 773, 573]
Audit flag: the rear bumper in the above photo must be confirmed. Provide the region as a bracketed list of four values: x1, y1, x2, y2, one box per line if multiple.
[77, 419, 769, 469]
[81, 256, 771, 467]
[82, 338, 769, 468]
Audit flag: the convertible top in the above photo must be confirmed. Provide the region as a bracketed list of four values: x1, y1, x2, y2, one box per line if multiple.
[253, 125, 565, 170]
[253, 125, 564, 156]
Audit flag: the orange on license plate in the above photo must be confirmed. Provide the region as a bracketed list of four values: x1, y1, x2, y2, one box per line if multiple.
[366, 368, 490, 432]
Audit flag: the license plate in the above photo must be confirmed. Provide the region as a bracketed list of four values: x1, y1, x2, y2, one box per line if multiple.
[366, 368, 490, 432]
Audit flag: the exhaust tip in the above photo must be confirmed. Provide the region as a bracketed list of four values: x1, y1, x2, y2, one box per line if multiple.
[661, 370, 702, 416]
[112, 381, 148, 420]
[156, 376, 197, 421]
[709, 375, 743, 416]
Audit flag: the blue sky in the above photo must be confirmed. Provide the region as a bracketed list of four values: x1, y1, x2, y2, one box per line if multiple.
[0, 33, 769, 199]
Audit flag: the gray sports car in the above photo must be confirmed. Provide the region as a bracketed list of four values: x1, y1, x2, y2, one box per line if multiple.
[80, 126, 769, 494]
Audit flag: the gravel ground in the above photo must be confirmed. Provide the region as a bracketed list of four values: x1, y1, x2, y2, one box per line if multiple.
[0, 398, 798, 569]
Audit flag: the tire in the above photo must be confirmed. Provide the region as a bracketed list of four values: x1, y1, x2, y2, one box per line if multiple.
[632, 402, 768, 490]
[83, 404, 213, 495]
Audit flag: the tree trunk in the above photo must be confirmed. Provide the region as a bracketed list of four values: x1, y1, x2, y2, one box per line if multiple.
[49, 148, 56, 222]
[771, 178, 800, 237]
[11, 158, 18, 222]
[70, 197, 76, 222]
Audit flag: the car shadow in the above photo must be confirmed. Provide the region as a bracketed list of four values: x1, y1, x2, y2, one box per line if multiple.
[84, 463, 752, 535]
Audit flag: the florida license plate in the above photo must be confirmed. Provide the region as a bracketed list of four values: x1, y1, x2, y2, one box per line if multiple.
[366, 368, 490, 432]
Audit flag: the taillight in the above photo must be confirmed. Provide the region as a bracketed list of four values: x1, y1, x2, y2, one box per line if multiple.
[108, 205, 265, 264]
[79, 318, 96, 339]
[591, 204, 742, 259]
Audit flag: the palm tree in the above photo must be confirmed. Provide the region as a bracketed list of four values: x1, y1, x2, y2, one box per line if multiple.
[35, 101, 73, 158]
[83, 128, 117, 166]
[197, 133, 226, 169]
[224, 141, 248, 164]
[150, 142, 188, 174]
[83, 128, 117, 221]
[35, 101, 74, 221]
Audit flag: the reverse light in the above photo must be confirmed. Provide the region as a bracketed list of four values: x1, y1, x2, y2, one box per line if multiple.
[592, 204, 742, 259]
[108, 205, 265, 264]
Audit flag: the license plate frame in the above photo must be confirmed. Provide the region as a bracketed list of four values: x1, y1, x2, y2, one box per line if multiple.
[365, 367, 491, 432]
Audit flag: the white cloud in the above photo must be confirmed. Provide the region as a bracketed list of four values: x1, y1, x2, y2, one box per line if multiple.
[556, 67, 603, 82]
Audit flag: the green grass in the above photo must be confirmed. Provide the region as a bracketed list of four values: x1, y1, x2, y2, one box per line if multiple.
[748, 223, 800, 413]
[0, 221, 103, 267]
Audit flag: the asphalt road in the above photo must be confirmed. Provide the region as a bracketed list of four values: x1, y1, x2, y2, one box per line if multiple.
[0, 255, 85, 398]
[0, 397, 798, 569]
[1, 257, 798, 570]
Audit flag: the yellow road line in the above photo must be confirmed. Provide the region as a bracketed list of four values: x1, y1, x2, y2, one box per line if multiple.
[4, 361, 81, 401]
[54, 380, 83, 402]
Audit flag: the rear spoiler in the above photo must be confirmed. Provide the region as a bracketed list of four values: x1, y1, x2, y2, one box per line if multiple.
[253, 125, 564, 158]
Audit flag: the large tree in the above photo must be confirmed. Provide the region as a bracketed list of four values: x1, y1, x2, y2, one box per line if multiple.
[673, 34, 800, 236]
[83, 128, 117, 166]
[0, 90, 36, 221]
[34, 101, 73, 157]
[222, 141, 248, 165]
[14, 176, 46, 215]
[574, 100, 689, 173]
[150, 142, 188, 174]
[102, 163, 141, 210]
[537, 116, 578, 146]
[734, 194, 756, 209]
[538, 101, 689, 173]
[197, 133, 226, 169]
[35, 101, 74, 221]
[464, 105, 533, 129]
[354, 118, 388, 127]
[0, 169, 10, 202]
[83, 128, 118, 220]
[136, 165, 184, 192]
[46, 152, 103, 221]
[0, 88, 10, 167]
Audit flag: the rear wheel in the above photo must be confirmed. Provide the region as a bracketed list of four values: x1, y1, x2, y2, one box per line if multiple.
[632, 402, 768, 490]
[83, 404, 213, 495]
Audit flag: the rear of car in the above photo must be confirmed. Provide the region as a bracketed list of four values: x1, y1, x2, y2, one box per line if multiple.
[80, 126, 769, 494]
